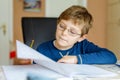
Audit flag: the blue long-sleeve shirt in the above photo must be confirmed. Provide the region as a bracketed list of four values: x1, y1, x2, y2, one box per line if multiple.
[36, 39, 117, 64]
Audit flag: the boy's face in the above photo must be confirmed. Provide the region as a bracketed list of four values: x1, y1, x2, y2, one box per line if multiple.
[55, 20, 85, 49]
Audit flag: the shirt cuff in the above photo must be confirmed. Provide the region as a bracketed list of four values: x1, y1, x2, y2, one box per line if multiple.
[76, 55, 82, 64]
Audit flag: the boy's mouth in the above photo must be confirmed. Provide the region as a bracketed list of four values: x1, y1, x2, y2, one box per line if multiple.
[60, 37, 67, 42]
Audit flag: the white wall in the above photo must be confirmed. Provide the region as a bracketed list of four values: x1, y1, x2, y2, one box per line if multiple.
[0, 0, 13, 65]
[45, 0, 87, 17]
[8, 0, 13, 42]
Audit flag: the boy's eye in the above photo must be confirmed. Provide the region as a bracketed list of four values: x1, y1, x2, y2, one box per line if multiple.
[59, 24, 65, 29]
[69, 30, 77, 35]
[60, 25, 64, 28]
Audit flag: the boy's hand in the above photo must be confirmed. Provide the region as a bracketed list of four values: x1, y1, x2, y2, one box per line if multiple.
[13, 58, 32, 65]
[57, 56, 78, 64]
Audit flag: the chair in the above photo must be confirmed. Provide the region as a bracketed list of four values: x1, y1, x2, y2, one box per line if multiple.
[22, 17, 57, 49]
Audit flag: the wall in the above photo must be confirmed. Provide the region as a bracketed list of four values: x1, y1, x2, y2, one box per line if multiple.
[0, 0, 13, 65]
[107, 0, 120, 59]
[87, 0, 107, 47]
[13, 0, 45, 45]
[45, 0, 87, 17]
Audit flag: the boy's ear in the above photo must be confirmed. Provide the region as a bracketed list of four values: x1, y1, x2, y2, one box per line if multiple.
[78, 34, 88, 42]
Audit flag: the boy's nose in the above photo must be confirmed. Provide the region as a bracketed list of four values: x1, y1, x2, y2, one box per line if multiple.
[62, 29, 68, 36]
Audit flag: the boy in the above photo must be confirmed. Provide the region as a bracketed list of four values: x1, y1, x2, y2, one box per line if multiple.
[14, 5, 117, 64]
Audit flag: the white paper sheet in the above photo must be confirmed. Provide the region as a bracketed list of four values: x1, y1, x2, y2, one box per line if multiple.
[16, 40, 118, 78]
[2, 65, 63, 80]
[35, 60, 118, 77]
[16, 40, 54, 62]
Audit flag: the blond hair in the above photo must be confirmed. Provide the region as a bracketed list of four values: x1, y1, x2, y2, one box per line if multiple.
[57, 5, 93, 36]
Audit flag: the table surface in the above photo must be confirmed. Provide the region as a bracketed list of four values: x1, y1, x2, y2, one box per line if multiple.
[0, 64, 120, 80]
[0, 67, 6, 80]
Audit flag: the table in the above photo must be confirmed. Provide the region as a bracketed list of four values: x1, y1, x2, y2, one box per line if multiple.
[0, 64, 120, 80]
[0, 66, 6, 80]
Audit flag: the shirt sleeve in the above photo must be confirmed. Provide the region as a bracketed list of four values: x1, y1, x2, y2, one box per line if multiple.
[78, 40, 117, 64]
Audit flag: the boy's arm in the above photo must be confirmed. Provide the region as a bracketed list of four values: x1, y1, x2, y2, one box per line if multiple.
[77, 41, 117, 64]
[77, 49, 117, 64]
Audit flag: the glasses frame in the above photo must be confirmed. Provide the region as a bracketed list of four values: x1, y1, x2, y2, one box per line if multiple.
[57, 24, 81, 37]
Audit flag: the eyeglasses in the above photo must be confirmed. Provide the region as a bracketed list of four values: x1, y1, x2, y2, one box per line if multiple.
[57, 24, 81, 37]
